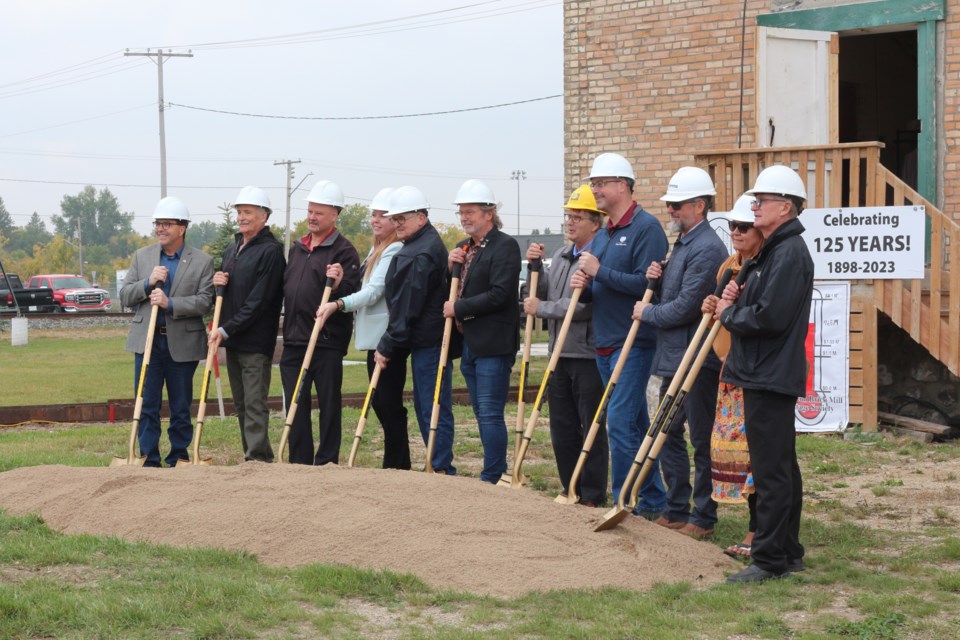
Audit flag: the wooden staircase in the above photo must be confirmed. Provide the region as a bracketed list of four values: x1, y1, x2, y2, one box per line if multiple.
[694, 142, 959, 428]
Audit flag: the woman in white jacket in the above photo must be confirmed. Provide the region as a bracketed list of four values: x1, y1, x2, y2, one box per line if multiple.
[318, 188, 409, 468]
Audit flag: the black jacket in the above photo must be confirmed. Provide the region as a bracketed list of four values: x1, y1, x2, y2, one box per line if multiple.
[283, 231, 361, 355]
[719, 217, 814, 397]
[378, 222, 450, 358]
[219, 228, 286, 356]
[454, 227, 521, 357]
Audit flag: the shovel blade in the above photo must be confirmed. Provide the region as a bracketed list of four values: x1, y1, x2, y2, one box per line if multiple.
[110, 455, 146, 468]
[554, 492, 579, 505]
[172, 457, 213, 468]
[497, 472, 529, 488]
[594, 505, 630, 532]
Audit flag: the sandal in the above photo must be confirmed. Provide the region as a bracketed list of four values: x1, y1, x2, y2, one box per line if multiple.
[723, 543, 752, 559]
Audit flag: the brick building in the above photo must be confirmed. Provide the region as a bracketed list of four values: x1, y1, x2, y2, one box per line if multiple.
[564, 0, 960, 428]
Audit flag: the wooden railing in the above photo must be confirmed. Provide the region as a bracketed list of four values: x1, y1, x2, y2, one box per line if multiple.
[694, 142, 960, 427]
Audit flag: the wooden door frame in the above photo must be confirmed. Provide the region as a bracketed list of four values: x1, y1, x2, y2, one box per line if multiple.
[757, 0, 943, 206]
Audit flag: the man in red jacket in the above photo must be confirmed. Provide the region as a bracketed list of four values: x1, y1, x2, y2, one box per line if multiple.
[280, 180, 361, 465]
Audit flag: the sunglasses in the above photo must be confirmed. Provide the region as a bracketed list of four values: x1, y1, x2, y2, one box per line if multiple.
[728, 221, 754, 233]
[666, 198, 700, 210]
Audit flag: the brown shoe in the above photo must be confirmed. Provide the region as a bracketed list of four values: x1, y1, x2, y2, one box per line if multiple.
[677, 523, 714, 539]
[654, 516, 687, 530]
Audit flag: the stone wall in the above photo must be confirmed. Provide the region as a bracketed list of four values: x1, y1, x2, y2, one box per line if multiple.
[877, 316, 960, 425]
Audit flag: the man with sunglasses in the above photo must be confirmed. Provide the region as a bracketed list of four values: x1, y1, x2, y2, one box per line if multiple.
[376, 186, 457, 475]
[570, 152, 668, 517]
[632, 167, 728, 538]
[210, 186, 286, 463]
[714, 165, 814, 583]
[120, 197, 214, 467]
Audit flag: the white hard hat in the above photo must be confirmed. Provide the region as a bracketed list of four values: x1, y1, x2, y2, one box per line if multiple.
[660, 166, 716, 202]
[728, 194, 755, 223]
[233, 186, 272, 215]
[153, 196, 191, 222]
[453, 179, 496, 205]
[386, 186, 429, 216]
[305, 180, 345, 208]
[370, 187, 395, 212]
[745, 165, 807, 200]
[588, 152, 635, 181]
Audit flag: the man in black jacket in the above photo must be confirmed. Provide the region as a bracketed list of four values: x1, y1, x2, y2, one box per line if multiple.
[210, 186, 286, 462]
[446, 180, 520, 483]
[715, 165, 814, 583]
[375, 186, 456, 474]
[280, 180, 361, 465]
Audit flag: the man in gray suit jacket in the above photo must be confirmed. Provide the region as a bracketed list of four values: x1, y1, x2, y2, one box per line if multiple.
[120, 197, 214, 467]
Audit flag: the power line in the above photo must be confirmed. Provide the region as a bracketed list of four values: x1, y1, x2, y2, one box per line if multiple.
[168, 94, 561, 121]
[0, 59, 150, 100]
[0, 103, 155, 139]
[161, 1, 555, 51]
[0, 51, 123, 89]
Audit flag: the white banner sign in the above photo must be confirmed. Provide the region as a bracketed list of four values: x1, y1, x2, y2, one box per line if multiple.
[801, 206, 925, 280]
[796, 281, 850, 433]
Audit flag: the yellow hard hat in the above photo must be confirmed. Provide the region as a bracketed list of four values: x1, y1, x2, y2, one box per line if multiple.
[564, 184, 605, 215]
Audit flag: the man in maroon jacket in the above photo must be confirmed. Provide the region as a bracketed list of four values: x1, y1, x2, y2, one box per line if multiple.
[280, 180, 361, 465]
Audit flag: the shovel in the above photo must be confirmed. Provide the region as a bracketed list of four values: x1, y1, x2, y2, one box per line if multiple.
[179, 287, 224, 466]
[548, 284, 656, 500]
[514, 259, 541, 462]
[595, 268, 739, 532]
[424, 262, 461, 474]
[277, 277, 335, 464]
[499, 286, 585, 488]
[347, 362, 382, 468]
[110, 302, 160, 467]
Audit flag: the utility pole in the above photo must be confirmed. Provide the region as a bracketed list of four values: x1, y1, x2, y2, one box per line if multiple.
[274, 159, 302, 256]
[124, 49, 193, 198]
[76, 218, 84, 278]
[510, 169, 526, 235]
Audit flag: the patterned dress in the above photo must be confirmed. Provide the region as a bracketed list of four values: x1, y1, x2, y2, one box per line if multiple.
[710, 252, 756, 504]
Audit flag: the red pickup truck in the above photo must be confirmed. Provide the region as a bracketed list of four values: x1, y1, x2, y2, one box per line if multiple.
[27, 274, 112, 313]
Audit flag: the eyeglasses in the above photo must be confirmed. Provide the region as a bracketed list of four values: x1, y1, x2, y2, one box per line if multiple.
[564, 213, 586, 223]
[589, 178, 622, 190]
[153, 221, 180, 229]
[750, 197, 788, 209]
[728, 221, 754, 233]
[666, 199, 699, 211]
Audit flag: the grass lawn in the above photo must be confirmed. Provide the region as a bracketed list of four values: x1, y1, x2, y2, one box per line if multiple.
[0, 326, 551, 407]
[2, 329, 960, 638]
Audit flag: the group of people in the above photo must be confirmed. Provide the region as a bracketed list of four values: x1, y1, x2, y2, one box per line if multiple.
[120, 150, 814, 585]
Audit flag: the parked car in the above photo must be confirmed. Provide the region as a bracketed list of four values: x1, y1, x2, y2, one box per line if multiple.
[27, 274, 112, 312]
[0, 273, 57, 313]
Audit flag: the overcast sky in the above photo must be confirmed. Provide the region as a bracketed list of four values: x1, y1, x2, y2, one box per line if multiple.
[1, 0, 564, 237]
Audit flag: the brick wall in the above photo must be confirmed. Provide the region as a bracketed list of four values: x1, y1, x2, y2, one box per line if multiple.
[567, 0, 959, 223]
[565, 0, 770, 219]
[942, 0, 960, 213]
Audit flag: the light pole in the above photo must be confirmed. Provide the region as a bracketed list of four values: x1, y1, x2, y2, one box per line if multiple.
[510, 169, 526, 235]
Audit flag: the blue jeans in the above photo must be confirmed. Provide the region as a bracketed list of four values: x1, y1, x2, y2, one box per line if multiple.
[596, 345, 666, 513]
[134, 335, 199, 467]
[460, 343, 513, 483]
[410, 344, 456, 475]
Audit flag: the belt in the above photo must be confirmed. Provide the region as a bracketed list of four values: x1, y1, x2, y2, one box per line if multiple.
[157, 326, 167, 335]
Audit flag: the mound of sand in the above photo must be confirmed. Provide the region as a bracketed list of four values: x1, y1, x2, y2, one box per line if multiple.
[0, 462, 736, 596]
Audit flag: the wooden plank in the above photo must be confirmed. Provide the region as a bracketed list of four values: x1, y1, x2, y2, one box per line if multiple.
[849, 147, 861, 207]
[829, 148, 842, 207]
[930, 213, 942, 360]
[859, 297, 878, 430]
[829, 35, 839, 144]
[849, 368, 863, 388]
[951, 226, 960, 373]
[880, 424, 934, 443]
[849, 311, 863, 332]
[814, 151, 825, 209]
[910, 279, 921, 343]
[877, 411, 954, 436]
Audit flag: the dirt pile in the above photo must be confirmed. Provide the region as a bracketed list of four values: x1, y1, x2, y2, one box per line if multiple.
[0, 462, 735, 596]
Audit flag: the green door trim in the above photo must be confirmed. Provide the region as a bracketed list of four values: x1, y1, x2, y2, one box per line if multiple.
[758, 0, 940, 211]
[756, 0, 943, 32]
